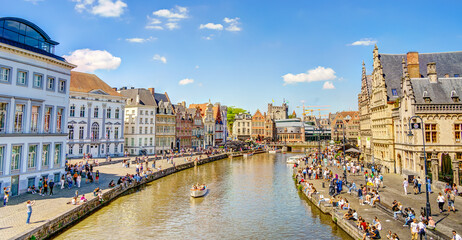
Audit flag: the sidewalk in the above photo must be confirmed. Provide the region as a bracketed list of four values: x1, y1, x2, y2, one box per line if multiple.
[0, 153, 212, 240]
[328, 164, 462, 238]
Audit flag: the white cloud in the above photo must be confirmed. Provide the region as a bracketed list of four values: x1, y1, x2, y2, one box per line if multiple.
[282, 66, 336, 85]
[349, 38, 377, 46]
[153, 54, 167, 63]
[125, 37, 156, 43]
[165, 22, 179, 30]
[200, 23, 223, 30]
[224, 17, 241, 32]
[153, 5, 188, 19]
[179, 78, 194, 85]
[323, 81, 335, 89]
[64, 49, 121, 72]
[146, 6, 188, 30]
[73, 0, 127, 17]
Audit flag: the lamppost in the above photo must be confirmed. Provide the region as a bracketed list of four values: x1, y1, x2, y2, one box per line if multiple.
[407, 116, 432, 220]
[318, 126, 324, 163]
[336, 124, 347, 184]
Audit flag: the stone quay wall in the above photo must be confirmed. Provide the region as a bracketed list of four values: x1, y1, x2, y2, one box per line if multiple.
[15, 152, 259, 240]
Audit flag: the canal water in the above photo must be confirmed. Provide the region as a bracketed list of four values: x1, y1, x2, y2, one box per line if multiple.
[55, 153, 352, 239]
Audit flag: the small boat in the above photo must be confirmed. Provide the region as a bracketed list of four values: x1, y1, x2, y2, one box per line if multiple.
[190, 185, 208, 198]
[269, 150, 277, 154]
[286, 155, 304, 164]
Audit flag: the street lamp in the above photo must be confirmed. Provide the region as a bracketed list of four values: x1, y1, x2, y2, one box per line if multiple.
[408, 116, 432, 220]
[318, 126, 324, 163]
[336, 124, 347, 184]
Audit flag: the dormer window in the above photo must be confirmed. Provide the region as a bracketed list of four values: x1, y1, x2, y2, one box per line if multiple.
[423, 90, 431, 103]
[451, 90, 460, 103]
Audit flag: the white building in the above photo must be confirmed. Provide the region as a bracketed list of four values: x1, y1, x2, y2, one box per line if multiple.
[0, 17, 75, 195]
[119, 88, 157, 156]
[232, 113, 252, 141]
[67, 72, 126, 158]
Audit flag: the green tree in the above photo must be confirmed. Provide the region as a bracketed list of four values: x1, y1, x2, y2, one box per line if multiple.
[227, 106, 248, 134]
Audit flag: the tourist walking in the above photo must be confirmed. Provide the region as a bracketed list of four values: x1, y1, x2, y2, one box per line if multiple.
[403, 178, 408, 195]
[3, 187, 10, 206]
[448, 190, 456, 212]
[437, 192, 446, 213]
[96, 170, 100, 183]
[49, 179, 55, 196]
[60, 175, 65, 189]
[453, 230, 462, 240]
[38, 178, 43, 196]
[410, 218, 419, 240]
[43, 178, 48, 196]
[26, 200, 35, 224]
[77, 175, 81, 188]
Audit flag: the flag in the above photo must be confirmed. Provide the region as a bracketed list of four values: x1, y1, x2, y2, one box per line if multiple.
[272, 99, 274, 103]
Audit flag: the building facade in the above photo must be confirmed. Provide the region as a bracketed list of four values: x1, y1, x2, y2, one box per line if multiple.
[175, 102, 192, 149]
[251, 109, 264, 141]
[189, 107, 204, 149]
[67, 72, 125, 158]
[275, 119, 305, 143]
[264, 113, 275, 142]
[358, 61, 373, 163]
[268, 102, 288, 120]
[154, 92, 175, 154]
[214, 103, 224, 145]
[232, 113, 252, 141]
[330, 111, 360, 145]
[119, 88, 157, 156]
[0, 17, 75, 195]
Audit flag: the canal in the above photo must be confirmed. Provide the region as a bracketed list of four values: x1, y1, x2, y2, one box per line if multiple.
[55, 153, 352, 239]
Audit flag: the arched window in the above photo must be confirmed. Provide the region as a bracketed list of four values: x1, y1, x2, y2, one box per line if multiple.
[91, 122, 99, 140]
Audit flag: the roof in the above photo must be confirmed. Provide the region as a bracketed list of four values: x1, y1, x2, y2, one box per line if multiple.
[0, 17, 58, 45]
[410, 77, 462, 104]
[118, 88, 157, 106]
[154, 93, 172, 108]
[379, 51, 462, 100]
[70, 71, 122, 97]
[189, 103, 208, 116]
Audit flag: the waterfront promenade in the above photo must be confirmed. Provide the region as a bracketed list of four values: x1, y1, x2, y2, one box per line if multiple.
[0, 154, 212, 240]
[295, 160, 462, 239]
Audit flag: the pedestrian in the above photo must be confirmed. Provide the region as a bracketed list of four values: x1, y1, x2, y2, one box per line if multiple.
[38, 178, 43, 196]
[26, 200, 35, 224]
[448, 190, 456, 212]
[437, 192, 446, 213]
[403, 178, 408, 195]
[77, 175, 81, 188]
[95, 170, 100, 183]
[410, 218, 419, 240]
[453, 230, 462, 240]
[43, 178, 48, 196]
[427, 178, 432, 193]
[417, 177, 422, 194]
[60, 175, 65, 189]
[49, 179, 54, 196]
[413, 177, 419, 194]
[418, 220, 426, 240]
[3, 187, 10, 206]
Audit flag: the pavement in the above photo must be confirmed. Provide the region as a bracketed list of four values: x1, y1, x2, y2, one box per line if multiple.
[0, 153, 213, 240]
[298, 161, 462, 239]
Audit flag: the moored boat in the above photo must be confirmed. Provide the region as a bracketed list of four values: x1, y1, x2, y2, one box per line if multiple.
[286, 155, 304, 164]
[190, 185, 208, 198]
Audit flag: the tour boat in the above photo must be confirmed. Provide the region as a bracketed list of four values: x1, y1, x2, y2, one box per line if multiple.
[286, 155, 304, 164]
[190, 185, 208, 198]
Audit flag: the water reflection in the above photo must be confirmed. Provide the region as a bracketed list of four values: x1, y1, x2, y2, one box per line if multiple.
[55, 153, 352, 240]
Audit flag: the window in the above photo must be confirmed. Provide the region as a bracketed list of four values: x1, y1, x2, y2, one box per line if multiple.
[140, 111, 143, 115]
[91, 122, 99, 140]
[56, 108, 63, 133]
[70, 105, 75, 117]
[455, 124, 462, 142]
[107, 108, 111, 119]
[94, 106, 99, 118]
[106, 144, 109, 154]
[0, 103, 7, 133]
[30, 106, 39, 133]
[68, 125, 74, 139]
[139, 138, 142, 146]
[150, 138, 153, 146]
[144, 138, 147, 146]
[425, 124, 437, 143]
[131, 138, 134, 146]
[106, 127, 110, 139]
[58, 80, 66, 93]
[80, 105, 85, 117]
[11, 145, 22, 171]
[33, 73, 42, 88]
[14, 104, 25, 133]
[54, 143, 61, 166]
[42, 144, 49, 167]
[131, 126, 134, 133]
[0, 146, 4, 173]
[17, 70, 27, 86]
[44, 107, 52, 133]
[115, 108, 120, 119]
[79, 126, 84, 139]
[139, 127, 142, 134]
[46, 77, 55, 91]
[114, 144, 118, 153]
[145, 127, 148, 134]
[68, 145, 73, 155]
[114, 127, 119, 139]
[28, 145, 37, 169]
[139, 118, 143, 124]
[0, 67, 10, 83]
[145, 118, 148, 124]
[78, 145, 83, 154]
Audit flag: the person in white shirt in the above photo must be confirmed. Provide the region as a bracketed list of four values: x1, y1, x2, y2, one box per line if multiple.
[453, 230, 462, 240]
[437, 192, 446, 213]
[410, 218, 419, 240]
[403, 178, 409, 195]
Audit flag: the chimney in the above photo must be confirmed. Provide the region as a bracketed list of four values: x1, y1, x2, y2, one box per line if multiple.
[407, 52, 420, 78]
[427, 62, 437, 83]
[148, 87, 155, 95]
[136, 94, 140, 103]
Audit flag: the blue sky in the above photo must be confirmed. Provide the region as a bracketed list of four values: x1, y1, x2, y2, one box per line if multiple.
[2, 0, 462, 116]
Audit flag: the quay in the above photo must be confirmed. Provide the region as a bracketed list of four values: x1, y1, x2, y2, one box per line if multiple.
[3, 150, 265, 240]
